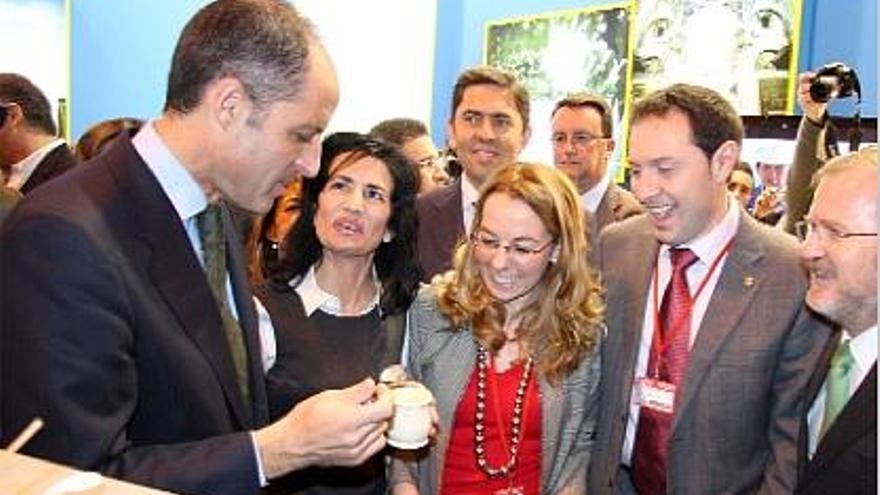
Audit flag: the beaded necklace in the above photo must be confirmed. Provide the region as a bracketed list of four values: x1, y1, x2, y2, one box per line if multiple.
[473, 346, 535, 478]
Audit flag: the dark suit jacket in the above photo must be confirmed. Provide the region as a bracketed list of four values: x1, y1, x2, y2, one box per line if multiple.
[19, 142, 78, 194]
[0, 136, 269, 495]
[796, 333, 877, 495]
[593, 182, 643, 236]
[588, 213, 830, 495]
[416, 181, 464, 281]
[0, 185, 21, 225]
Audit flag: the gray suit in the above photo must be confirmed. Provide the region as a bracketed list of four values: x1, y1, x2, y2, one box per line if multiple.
[391, 285, 600, 494]
[588, 213, 830, 495]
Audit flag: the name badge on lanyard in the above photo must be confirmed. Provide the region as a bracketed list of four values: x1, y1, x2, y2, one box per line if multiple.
[635, 377, 676, 414]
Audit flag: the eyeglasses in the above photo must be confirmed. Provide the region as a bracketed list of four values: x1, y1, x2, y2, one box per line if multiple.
[551, 132, 605, 149]
[471, 232, 556, 262]
[794, 220, 877, 244]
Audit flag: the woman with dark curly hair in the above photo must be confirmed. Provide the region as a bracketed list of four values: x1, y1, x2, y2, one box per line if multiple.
[255, 132, 421, 495]
[390, 162, 603, 495]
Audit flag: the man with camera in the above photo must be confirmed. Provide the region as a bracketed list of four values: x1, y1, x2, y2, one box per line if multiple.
[782, 64, 859, 235]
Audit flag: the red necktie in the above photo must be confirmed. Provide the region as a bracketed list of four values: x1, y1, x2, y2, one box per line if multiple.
[631, 247, 698, 495]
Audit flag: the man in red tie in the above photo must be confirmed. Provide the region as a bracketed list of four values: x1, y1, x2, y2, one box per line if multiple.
[588, 84, 831, 495]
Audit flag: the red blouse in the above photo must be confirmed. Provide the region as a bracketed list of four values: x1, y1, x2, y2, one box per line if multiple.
[440, 361, 542, 495]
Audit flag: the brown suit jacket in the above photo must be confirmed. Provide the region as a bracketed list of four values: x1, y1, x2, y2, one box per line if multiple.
[588, 213, 830, 495]
[416, 181, 465, 282]
[593, 182, 643, 235]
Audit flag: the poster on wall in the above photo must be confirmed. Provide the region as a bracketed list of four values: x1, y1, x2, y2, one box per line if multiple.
[484, 3, 631, 173]
[0, 0, 69, 138]
[632, 0, 802, 115]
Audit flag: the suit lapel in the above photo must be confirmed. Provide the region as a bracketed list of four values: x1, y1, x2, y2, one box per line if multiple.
[797, 332, 839, 481]
[431, 330, 478, 478]
[434, 181, 465, 248]
[109, 140, 251, 428]
[805, 366, 877, 486]
[540, 374, 564, 486]
[618, 220, 659, 407]
[672, 216, 764, 431]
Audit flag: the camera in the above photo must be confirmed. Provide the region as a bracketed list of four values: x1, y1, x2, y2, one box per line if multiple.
[809, 63, 860, 103]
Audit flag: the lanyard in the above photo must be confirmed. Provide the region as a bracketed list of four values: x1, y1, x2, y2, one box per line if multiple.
[649, 236, 736, 378]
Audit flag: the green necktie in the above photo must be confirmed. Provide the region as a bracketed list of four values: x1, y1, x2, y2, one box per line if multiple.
[197, 204, 250, 407]
[819, 339, 855, 438]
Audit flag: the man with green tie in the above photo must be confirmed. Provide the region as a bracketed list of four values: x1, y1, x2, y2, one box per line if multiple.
[796, 146, 877, 495]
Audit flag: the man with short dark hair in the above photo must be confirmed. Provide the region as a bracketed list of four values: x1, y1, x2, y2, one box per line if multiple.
[551, 92, 641, 235]
[796, 146, 877, 495]
[589, 84, 829, 495]
[370, 117, 447, 193]
[0, 73, 77, 193]
[1, 1, 391, 494]
[416, 66, 531, 280]
[727, 161, 754, 209]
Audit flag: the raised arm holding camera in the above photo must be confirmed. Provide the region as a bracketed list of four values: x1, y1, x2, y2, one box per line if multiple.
[783, 63, 861, 234]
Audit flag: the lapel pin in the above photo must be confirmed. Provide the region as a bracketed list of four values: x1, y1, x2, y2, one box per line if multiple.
[743, 276, 755, 288]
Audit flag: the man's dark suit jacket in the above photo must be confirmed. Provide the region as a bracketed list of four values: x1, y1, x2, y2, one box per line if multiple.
[0, 136, 269, 495]
[796, 332, 877, 495]
[416, 181, 464, 282]
[19, 142, 78, 194]
[588, 213, 830, 495]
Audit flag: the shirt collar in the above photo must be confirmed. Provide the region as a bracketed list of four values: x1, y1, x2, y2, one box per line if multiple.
[842, 325, 878, 375]
[132, 120, 207, 220]
[661, 197, 740, 266]
[581, 176, 611, 213]
[294, 264, 381, 317]
[461, 174, 480, 209]
[5, 139, 65, 190]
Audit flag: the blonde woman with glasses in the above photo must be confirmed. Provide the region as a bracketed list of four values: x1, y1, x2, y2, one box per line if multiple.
[391, 162, 603, 495]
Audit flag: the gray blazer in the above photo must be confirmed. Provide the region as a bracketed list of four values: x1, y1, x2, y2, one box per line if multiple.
[390, 285, 601, 494]
[588, 213, 830, 495]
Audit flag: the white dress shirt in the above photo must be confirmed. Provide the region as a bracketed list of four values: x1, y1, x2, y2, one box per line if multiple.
[256, 264, 381, 372]
[622, 200, 741, 464]
[580, 175, 611, 214]
[807, 325, 877, 457]
[4, 138, 66, 190]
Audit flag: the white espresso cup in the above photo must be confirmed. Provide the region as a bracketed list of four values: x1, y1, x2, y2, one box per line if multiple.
[387, 382, 433, 449]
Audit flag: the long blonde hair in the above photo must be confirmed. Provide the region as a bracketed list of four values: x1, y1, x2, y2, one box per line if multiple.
[436, 163, 604, 383]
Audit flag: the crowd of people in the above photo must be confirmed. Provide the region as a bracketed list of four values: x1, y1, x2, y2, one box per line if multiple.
[0, 1, 875, 495]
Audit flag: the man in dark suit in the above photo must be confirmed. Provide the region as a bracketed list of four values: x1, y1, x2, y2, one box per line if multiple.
[0, 1, 392, 494]
[795, 146, 877, 495]
[0, 73, 77, 194]
[588, 84, 829, 495]
[551, 92, 642, 237]
[416, 66, 530, 280]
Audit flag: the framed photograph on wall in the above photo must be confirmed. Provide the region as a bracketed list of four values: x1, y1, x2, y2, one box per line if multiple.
[631, 0, 803, 115]
[484, 3, 632, 177]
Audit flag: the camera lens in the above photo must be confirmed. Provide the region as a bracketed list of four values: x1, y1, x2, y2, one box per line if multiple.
[809, 77, 835, 103]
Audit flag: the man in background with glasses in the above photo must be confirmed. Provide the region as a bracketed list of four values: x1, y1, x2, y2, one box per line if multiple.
[551, 92, 642, 236]
[795, 146, 877, 495]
